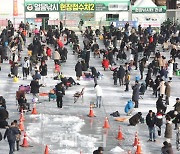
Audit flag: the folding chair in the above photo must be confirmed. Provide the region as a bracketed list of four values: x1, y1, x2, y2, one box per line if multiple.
[73, 87, 85, 103]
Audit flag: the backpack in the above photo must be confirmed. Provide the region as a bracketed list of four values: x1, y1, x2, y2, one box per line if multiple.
[0, 132, 2, 141]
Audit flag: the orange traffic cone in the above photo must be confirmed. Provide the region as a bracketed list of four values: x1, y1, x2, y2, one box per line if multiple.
[21, 132, 29, 147]
[88, 105, 95, 117]
[135, 139, 142, 154]
[31, 103, 38, 114]
[20, 110, 25, 121]
[133, 132, 138, 147]
[116, 126, 124, 140]
[103, 117, 110, 128]
[19, 119, 24, 131]
[44, 145, 49, 154]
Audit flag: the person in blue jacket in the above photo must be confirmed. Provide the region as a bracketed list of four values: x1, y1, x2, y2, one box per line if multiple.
[124, 100, 134, 116]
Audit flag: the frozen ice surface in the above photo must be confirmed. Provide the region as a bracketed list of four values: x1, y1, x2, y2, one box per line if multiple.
[0, 32, 179, 154]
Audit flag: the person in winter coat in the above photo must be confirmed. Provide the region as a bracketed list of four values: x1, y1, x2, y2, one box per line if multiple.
[153, 75, 161, 97]
[129, 112, 142, 126]
[139, 59, 145, 80]
[102, 57, 110, 70]
[93, 147, 104, 154]
[145, 67, 153, 88]
[157, 79, 166, 98]
[57, 38, 64, 48]
[60, 21, 63, 34]
[33, 70, 41, 80]
[132, 80, 140, 108]
[75, 61, 82, 80]
[172, 111, 180, 130]
[46, 47, 52, 58]
[0, 107, 9, 128]
[11, 52, 18, 64]
[124, 70, 130, 91]
[124, 100, 134, 116]
[165, 81, 171, 105]
[0, 96, 6, 109]
[17, 95, 30, 111]
[174, 98, 180, 113]
[39, 61, 47, 85]
[85, 47, 90, 68]
[117, 65, 125, 86]
[167, 60, 173, 80]
[55, 82, 65, 108]
[116, 29, 122, 42]
[13, 120, 21, 151]
[4, 122, 20, 154]
[156, 111, 163, 136]
[91, 67, 98, 84]
[139, 82, 146, 95]
[10, 62, 19, 77]
[108, 49, 116, 66]
[81, 60, 88, 71]
[61, 47, 68, 62]
[53, 49, 61, 64]
[159, 67, 168, 79]
[146, 110, 156, 142]
[22, 57, 30, 79]
[30, 78, 42, 101]
[164, 117, 172, 143]
[112, 69, 118, 85]
[156, 96, 167, 114]
[161, 141, 174, 154]
[94, 84, 103, 108]
[158, 55, 164, 69]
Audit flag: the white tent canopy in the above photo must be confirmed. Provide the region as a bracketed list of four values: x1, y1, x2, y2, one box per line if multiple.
[133, 0, 157, 7]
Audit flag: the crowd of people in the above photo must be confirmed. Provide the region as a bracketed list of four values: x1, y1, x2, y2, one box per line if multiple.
[0, 18, 179, 154]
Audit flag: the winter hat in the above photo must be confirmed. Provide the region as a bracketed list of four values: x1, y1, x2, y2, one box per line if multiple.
[98, 147, 104, 151]
[138, 112, 142, 116]
[156, 112, 163, 119]
[163, 141, 168, 146]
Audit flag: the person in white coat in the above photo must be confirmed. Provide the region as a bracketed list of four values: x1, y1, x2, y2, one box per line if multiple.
[167, 60, 173, 80]
[22, 57, 30, 79]
[157, 79, 166, 98]
[94, 84, 103, 108]
[52, 49, 61, 64]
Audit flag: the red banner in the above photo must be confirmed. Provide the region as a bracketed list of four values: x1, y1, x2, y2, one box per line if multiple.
[13, 0, 18, 16]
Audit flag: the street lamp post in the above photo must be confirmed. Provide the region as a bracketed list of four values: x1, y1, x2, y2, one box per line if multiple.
[24, 0, 26, 23]
[59, 0, 61, 27]
[128, 0, 132, 21]
[64, 0, 67, 28]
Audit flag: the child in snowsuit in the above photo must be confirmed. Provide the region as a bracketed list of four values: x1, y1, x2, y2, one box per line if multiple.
[124, 100, 134, 116]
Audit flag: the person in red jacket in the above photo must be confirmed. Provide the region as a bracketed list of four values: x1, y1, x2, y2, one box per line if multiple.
[149, 35, 153, 43]
[46, 47, 52, 58]
[57, 39, 64, 48]
[102, 57, 110, 70]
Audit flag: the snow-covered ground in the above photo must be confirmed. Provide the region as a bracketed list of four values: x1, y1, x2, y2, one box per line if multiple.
[0, 32, 180, 154]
